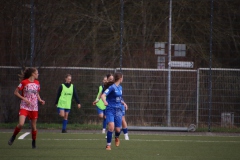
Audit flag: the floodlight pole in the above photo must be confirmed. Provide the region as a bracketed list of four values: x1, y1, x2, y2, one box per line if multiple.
[30, 0, 35, 67]
[208, 0, 214, 132]
[167, 0, 172, 127]
[119, 0, 124, 72]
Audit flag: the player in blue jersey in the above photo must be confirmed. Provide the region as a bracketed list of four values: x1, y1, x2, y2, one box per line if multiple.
[101, 72, 125, 150]
[103, 73, 129, 140]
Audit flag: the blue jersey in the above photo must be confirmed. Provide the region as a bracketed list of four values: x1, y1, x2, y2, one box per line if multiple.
[104, 84, 122, 108]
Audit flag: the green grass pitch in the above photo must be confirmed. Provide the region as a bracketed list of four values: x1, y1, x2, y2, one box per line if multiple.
[1, 130, 240, 160]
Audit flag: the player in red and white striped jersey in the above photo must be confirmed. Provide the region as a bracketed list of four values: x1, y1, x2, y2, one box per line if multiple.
[8, 67, 45, 149]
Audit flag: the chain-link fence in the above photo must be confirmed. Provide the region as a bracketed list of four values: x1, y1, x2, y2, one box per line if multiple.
[0, 0, 240, 131]
[0, 67, 239, 131]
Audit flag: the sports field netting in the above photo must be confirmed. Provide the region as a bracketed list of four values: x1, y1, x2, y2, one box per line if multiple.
[1, 67, 240, 131]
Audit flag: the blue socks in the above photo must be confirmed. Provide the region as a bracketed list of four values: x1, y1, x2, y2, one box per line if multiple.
[122, 128, 128, 134]
[107, 131, 113, 143]
[62, 119, 68, 130]
[103, 118, 107, 129]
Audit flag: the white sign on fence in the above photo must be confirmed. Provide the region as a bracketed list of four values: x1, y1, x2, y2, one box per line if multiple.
[155, 42, 166, 55]
[169, 61, 194, 68]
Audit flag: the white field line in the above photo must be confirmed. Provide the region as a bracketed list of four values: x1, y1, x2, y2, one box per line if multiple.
[1, 131, 239, 138]
[18, 132, 30, 139]
[33, 138, 240, 143]
[10, 131, 240, 143]
[44, 132, 240, 138]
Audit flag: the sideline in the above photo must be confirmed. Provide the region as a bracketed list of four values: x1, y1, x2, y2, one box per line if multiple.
[0, 129, 240, 137]
[39, 138, 240, 143]
[18, 132, 30, 139]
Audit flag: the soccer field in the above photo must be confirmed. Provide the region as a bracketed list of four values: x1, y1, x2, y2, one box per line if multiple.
[1, 130, 240, 160]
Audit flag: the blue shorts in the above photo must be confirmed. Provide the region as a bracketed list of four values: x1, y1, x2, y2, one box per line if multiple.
[106, 107, 123, 128]
[57, 107, 70, 114]
[122, 105, 125, 116]
[96, 107, 105, 115]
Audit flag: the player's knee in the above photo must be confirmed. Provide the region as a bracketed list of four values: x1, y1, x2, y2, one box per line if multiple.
[59, 113, 64, 117]
[108, 123, 114, 131]
[64, 114, 68, 119]
[108, 128, 114, 132]
[31, 126, 37, 131]
[18, 123, 24, 128]
[115, 128, 121, 133]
